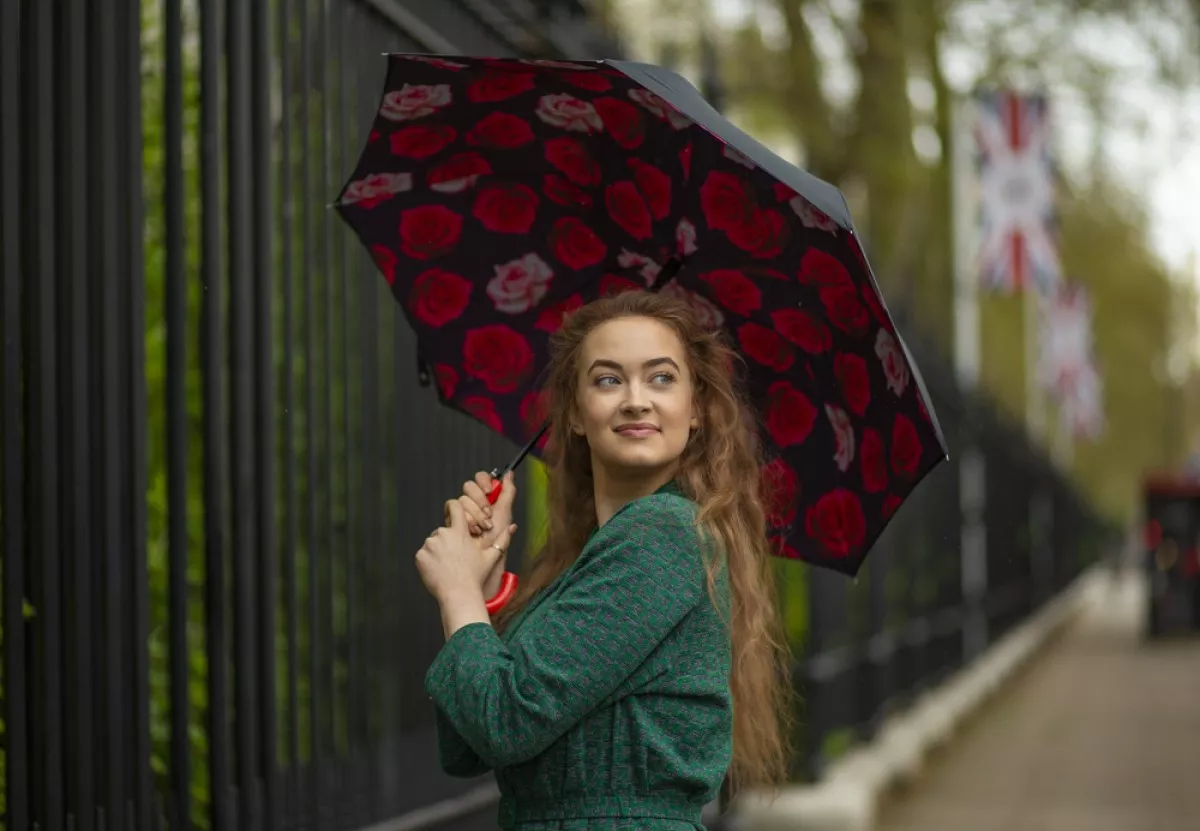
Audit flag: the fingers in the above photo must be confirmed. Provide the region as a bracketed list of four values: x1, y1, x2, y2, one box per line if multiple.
[483, 523, 518, 567]
[463, 478, 492, 518]
[444, 498, 466, 531]
[458, 494, 491, 536]
[470, 472, 494, 509]
[494, 470, 518, 512]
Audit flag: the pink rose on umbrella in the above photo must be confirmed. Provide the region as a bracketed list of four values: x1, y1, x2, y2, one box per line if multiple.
[875, 329, 910, 396]
[341, 172, 412, 208]
[380, 84, 452, 121]
[536, 94, 604, 133]
[826, 404, 855, 472]
[487, 253, 555, 314]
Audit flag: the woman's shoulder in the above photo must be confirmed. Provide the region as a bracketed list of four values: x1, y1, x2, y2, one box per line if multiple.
[580, 492, 705, 576]
[601, 491, 699, 540]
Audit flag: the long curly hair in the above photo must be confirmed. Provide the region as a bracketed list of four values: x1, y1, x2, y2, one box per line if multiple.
[496, 289, 794, 794]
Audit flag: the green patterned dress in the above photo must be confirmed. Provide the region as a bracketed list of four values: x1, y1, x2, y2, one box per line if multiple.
[425, 481, 733, 830]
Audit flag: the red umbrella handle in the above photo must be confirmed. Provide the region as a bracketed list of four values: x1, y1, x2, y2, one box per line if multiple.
[483, 466, 517, 614]
[485, 570, 518, 615]
[487, 473, 503, 505]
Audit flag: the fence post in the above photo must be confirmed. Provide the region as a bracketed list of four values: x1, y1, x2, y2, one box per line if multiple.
[960, 436, 989, 660]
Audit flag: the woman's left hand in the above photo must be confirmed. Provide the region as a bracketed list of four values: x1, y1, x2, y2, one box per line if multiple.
[417, 498, 515, 605]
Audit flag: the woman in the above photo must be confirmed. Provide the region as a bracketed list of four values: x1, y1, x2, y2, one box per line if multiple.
[415, 290, 793, 830]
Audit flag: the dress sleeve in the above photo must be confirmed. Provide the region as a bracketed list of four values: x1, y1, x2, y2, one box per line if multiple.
[424, 496, 708, 769]
[433, 706, 491, 778]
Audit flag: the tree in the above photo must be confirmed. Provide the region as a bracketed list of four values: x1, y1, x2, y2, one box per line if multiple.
[608, 0, 1199, 523]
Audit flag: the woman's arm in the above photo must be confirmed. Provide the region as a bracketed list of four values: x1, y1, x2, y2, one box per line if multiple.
[434, 707, 492, 777]
[424, 495, 707, 769]
[430, 587, 496, 777]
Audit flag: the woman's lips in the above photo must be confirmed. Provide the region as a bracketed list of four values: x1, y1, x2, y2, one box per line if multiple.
[614, 425, 660, 438]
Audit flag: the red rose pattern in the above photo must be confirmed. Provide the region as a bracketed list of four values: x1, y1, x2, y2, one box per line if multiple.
[765, 381, 817, 447]
[433, 364, 458, 399]
[699, 171, 754, 231]
[545, 137, 601, 186]
[461, 396, 504, 432]
[390, 124, 457, 158]
[726, 207, 787, 259]
[550, 217, 607, 269]
[882, 494, 903, 520]
[820, 285, 871, 336]
[890, 414, 922, 478]
[466, 112, 535, 149]
[605, 181, 653, 241]
[409, 268, 471, 326]
[427, 152, 491, 193]
[398, 205, 462, 260]
[772, 308, 831, 354]
[467, 72, 535, 103]
[599, 274, 640, 296]
[595, 97, 646, 149]
[462, 325, 534, 393]
[534, 293, 584, 333]
[737, 323, 794, 372]
[341, 55, 944, 572]
[629, 159, 671, 219]
[834, 353, 871, 416]
[370, 244, 398, 284]
[543, 174, 592, 209]
[806, 489, 866, 559]
[701, 270, 761, 317]
[473, 183, 539, 234]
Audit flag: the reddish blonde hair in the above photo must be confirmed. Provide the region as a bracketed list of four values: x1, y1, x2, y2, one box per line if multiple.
[498, 289, 794, 793]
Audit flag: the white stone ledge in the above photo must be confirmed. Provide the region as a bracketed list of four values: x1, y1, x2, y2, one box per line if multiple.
[732, 567, 1106, 831]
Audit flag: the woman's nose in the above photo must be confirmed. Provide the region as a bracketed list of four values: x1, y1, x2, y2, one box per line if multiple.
[620, 385, 651, 412]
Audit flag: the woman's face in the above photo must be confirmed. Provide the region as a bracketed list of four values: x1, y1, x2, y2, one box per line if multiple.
[572, 316, 699, 477]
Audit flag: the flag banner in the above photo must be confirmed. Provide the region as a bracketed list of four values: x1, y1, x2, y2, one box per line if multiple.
[1059, 358, 1104, 441]
[1038, 280, 1093, 398]
[973, 89, 1061, 296]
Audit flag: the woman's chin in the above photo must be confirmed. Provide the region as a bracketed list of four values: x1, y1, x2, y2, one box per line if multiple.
[597, 447, 681, 474]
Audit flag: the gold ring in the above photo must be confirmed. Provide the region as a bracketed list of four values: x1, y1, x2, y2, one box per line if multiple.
[490, 543, 506, 554]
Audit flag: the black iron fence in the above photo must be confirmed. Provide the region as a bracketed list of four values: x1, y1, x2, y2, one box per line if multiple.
[0, 1, 1113, 830]
[791, 327, 1112, 780]
[0, 2, 612, 830]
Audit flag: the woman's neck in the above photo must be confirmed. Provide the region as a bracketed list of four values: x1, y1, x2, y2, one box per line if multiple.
[591, 462, 677, 527]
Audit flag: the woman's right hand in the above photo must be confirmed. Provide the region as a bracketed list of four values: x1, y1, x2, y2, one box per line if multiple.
[449, 470, 517, 597]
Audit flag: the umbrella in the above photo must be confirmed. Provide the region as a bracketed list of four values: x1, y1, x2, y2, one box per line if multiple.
[334, 54, 948, 575]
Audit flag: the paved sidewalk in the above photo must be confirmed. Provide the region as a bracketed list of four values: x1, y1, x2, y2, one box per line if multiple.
[877, 570, 1200, 831]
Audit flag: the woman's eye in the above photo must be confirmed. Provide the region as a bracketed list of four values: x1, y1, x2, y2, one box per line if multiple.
[595, 375, 619, 387]
[651, 372, 676, 385]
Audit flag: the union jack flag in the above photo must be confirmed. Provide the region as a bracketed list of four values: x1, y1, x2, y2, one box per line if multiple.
[1037, 280, 1092, 397]
[1059, 358, 1104, 441]
[973, 90, 1061, 296]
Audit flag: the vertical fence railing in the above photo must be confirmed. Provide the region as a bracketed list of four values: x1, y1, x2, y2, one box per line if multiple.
[795, 361, 1111, 779]
[0, 1, 1114, 829]
[0, 3, 27, 831]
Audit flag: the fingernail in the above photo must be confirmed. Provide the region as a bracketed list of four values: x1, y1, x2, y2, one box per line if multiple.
[484, 506, 492, 517]
[484, 520, 493, 530]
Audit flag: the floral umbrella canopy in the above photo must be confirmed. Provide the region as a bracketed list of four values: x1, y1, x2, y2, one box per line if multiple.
[335, 54, 948, 575]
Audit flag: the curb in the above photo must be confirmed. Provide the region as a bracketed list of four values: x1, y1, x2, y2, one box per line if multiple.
[731, 567, 1106, 831]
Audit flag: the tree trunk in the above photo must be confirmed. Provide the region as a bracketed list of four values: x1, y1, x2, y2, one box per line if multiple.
[848, 0, 915, 288]
[775, 0, 844, 182]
